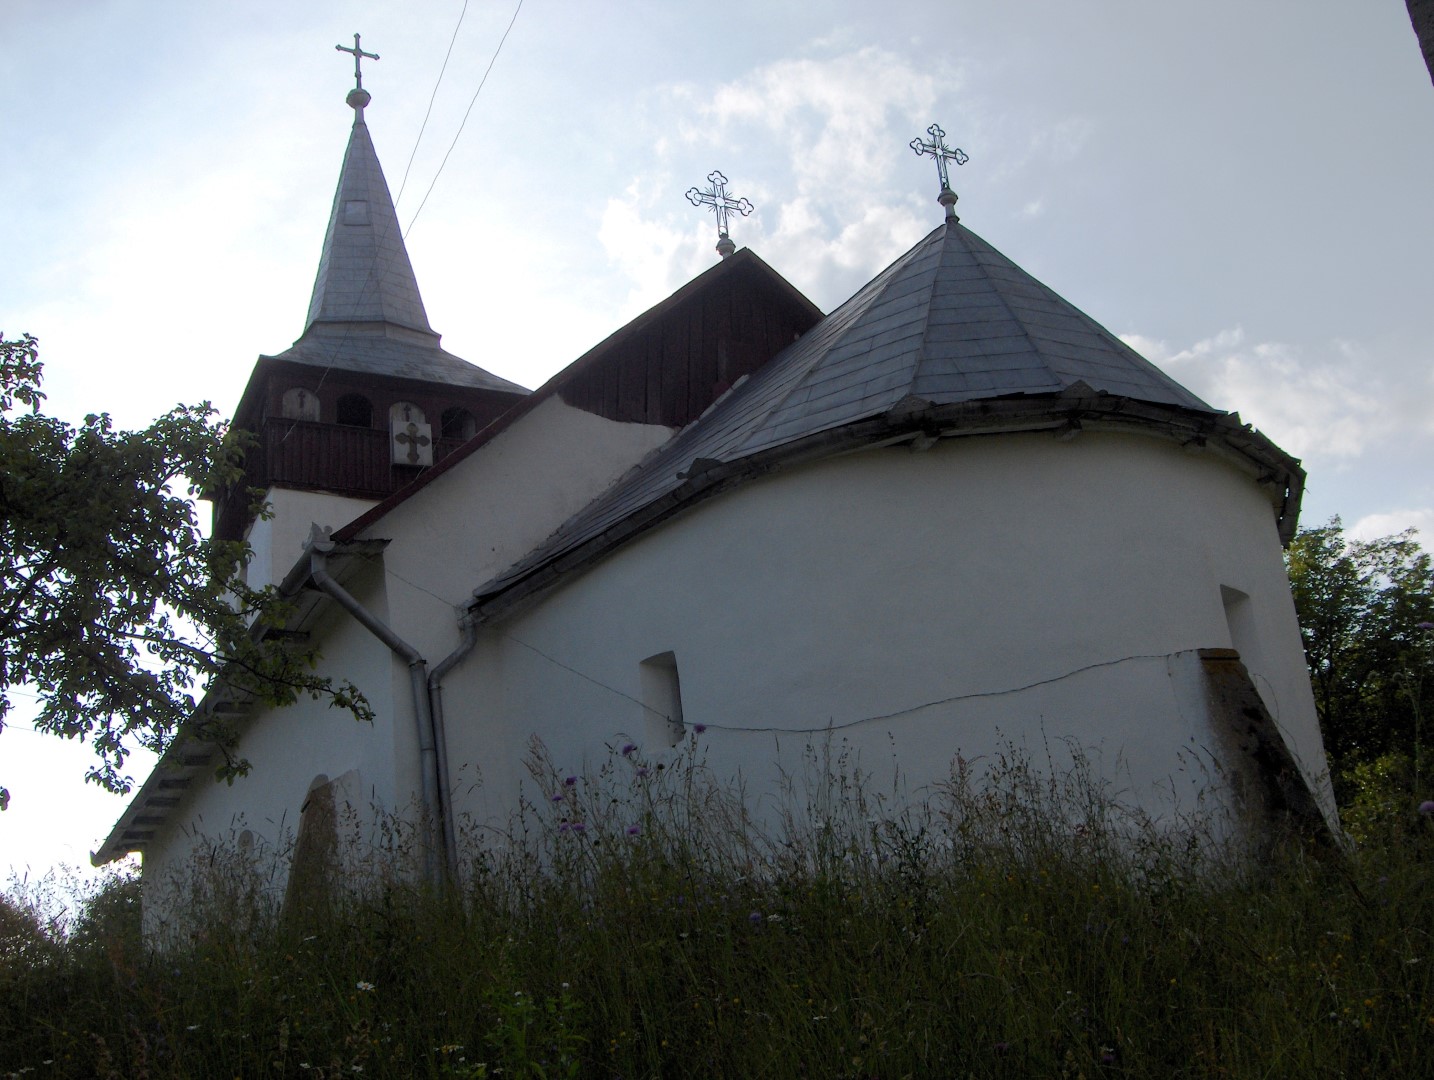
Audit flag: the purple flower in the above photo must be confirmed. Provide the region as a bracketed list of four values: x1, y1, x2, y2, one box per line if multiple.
[748, 911, 763, 924]
[558, 822, 572, 833]
[570, 822, 587, 833]
[564, 775, 578, 787]
[626, 824, 641, 836]
[1100, 1050, 1117, 1066]
[551, 793, 565, 803]
[1419, 800, 1434, 816]
[1417, 621, 1434, 630]
[621, 743, 638, 757]
[636, 767, 650, 778]
[693, 724, 707, 734]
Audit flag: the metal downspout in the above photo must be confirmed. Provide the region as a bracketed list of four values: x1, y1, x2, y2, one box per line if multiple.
[428, 614, 479, 877]
[308, 545, 445, 888]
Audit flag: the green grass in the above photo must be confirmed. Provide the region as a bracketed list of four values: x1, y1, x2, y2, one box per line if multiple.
[3, 741, 1433, 1078]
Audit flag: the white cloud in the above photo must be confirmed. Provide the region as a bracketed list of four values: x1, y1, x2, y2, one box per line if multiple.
[698, 47, 946, 199]
[1123, 328, 1385, 461]
[1347, 509, 1434, 546]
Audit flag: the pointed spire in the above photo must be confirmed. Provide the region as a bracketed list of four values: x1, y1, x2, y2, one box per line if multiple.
[303, 68, 436, 342]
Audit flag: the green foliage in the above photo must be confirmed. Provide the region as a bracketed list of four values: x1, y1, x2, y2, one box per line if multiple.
[3, 745, 1433, 1078]
[1287, 517, 1434, 798]
[66, 870, 141, 958]
[0, 890, 60, 971]
[0, 333, 371, 808]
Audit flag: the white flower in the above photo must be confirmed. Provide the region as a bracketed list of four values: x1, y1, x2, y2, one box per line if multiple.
[356, 980, 376, 992]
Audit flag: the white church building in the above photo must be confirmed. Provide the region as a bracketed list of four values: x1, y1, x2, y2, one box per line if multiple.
[96, 74, 1337, 914]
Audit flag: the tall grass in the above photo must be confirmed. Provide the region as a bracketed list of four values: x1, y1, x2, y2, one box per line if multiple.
[3, 737, 1432, 1078]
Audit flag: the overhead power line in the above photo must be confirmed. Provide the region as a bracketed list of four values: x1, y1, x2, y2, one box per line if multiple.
[404, 0, 525, 237]
[396, 0, 472, 208]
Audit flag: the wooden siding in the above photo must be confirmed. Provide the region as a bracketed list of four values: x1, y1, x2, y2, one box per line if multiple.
[213, 419, 470, 543]
[559, 272, 817, 428]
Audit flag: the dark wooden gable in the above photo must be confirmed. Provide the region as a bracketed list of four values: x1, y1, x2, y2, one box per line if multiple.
[557, 251, 823, 429]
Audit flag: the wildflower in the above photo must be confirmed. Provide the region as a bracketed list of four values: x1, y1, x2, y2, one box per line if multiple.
[749, 911, 763, 924]
[1418, 621, 1434, 630]
[621, 742, 638, 756]
[570, 822, 587, 833]
[1100, 1049, 1116, 1065]
[356, 981, 375, 992]
[564, 775, 578, 786]
[693, 723, 707, 734]
[637, 767, 650, 778]
[1420, 801, 1434, 816]
[551, 793, 565, 802]
[626, 824, 641, 836]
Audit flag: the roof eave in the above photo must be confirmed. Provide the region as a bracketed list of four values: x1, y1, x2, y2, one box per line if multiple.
[464, 393, 1304, 628]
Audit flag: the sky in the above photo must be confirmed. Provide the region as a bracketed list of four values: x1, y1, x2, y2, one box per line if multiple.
[3, 0, 1433, 891]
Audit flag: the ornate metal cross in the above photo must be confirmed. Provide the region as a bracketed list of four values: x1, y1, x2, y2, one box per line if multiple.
[910, 123, 969, 219]
[336, 33, 380, 91]
[686, 171, 754, 257]
[394, 422, 431, 465]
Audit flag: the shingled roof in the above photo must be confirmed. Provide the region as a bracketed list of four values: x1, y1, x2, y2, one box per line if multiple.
[260, 93, 524, 395]
[468, 218, 1296, 618]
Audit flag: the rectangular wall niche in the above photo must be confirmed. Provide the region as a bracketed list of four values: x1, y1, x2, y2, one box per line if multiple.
[639, 651, 686, 747]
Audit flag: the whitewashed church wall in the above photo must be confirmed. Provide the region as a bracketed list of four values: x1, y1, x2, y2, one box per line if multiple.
[243, 488, 378, 589]
[141, 568, 413, 937]
[438, 430, 1334, 846]
[353, 395, 674, 661]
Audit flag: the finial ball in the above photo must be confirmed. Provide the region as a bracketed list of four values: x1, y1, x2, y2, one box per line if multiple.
[346, 87, 372, 111]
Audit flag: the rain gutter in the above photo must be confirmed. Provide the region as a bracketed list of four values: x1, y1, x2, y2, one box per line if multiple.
[306, 534, 448, 887]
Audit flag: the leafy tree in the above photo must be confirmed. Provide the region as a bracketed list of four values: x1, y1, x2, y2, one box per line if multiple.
[0, 333, 370, 810]
[1286, 517, 1434, 798]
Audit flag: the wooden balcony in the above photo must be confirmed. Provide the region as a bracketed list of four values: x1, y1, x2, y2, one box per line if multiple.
[214, 418, 468, 542]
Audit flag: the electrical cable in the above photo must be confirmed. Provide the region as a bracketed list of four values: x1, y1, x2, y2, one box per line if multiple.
[404, 0, 525, 237]
[395, 0, 471, 208]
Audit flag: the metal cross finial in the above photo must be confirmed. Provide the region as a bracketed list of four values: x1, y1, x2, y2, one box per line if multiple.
[336, 33, 380, 91]
[686, 171, 754, 258]
[910, 123, 969, 220]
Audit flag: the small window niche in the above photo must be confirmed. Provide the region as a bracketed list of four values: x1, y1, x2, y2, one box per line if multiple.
[281, 387, 320, 421]
[640, 651, 686, 747]
[336, 393, 373, 428]
[1220, 584, 1256, 665]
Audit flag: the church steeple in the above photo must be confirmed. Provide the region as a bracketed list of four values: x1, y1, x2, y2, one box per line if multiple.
[212, 42, 528, 553]
[303, 75, 436, 342]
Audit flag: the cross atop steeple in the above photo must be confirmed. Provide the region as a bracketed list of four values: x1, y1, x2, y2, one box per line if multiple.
[686, 170, 754, 258]
[336, 33, 380, 92]
[910, 123, 969, 221]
